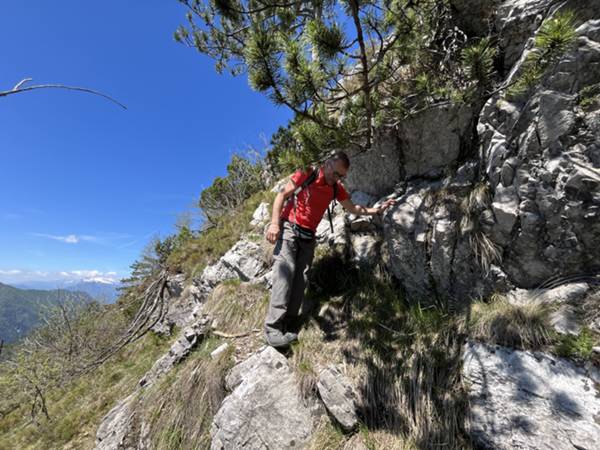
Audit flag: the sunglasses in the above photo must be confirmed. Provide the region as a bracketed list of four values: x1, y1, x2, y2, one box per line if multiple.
[333, 170, 346, 180]
[327, 161, 346, 180]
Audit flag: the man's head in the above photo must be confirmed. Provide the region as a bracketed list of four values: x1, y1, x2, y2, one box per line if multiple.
[323, 151, 350, 186]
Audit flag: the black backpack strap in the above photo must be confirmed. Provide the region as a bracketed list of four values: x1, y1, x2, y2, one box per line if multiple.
[327, 182, 338, 234]
[293, 168, 317, 196]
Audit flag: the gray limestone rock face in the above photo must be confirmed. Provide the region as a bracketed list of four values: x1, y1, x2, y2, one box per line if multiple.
[507, 282, 591, 335]
[95, 394, 138, 450]
[250, 202, 270, 227]
[211, 346, 316, 450]
[350, 233, 381, 269]
[397, 104, 473, 179]
[463, 341, 600, 450]
[478, 5, 600, 289]
[495, 0, 554, 72]
[383, 169, 500, 304]
[139, 317, 210, 388]
[316, 203, 347, 249]
[449, 0, 499, 38]
[201, 239, 271, 290]
[151, 276, 205, 336]
[507, 282, 591, 306]
[316, 366, 358, 432]
[345, 130, 402, 197]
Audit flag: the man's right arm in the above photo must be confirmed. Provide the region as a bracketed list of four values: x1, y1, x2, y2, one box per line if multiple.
[266, 179, 297, 244]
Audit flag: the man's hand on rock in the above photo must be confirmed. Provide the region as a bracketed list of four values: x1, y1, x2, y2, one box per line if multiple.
[378, 198, 396, 214]
[266, 223, 280, 244]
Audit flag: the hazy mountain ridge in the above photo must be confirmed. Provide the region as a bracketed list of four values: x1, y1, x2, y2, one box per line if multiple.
[13, 280, 120, 304]
[0, 282, 93, 344]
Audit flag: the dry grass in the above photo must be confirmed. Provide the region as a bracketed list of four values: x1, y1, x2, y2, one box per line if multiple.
[305, 418, 348, 450]
[460, 183, 501, 273]
[468, 294, 553, 350]
[290, 258, 471, 449]
[583, 286, 600, 328]
[204, 280, 269, 337]
[141, 336, 234, 450]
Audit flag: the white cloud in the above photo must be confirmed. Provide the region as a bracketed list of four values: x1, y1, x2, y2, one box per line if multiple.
[31, 232, 133, 246]
[0, 269, 22, 275]
[32, 233, 82, 244]
[0, 269, 121, 286]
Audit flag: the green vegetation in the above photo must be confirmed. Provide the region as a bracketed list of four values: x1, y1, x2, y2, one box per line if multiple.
[167, 188, 275, 278]
[176, 0, 498, 165]
[0, 283, 92, 343]
[469, 293, 600, 362]
[306, 419, 347, 450]
[460, 183, 501, 274]
[199, 152, 266, 225]
[555, 327, 595, 360]
[0, 331, 172, 450]
[578, 82, 600, 109]
[204, 281, 270, 337]
[508, 10, 577, 98]
[461, 38, 498, 91]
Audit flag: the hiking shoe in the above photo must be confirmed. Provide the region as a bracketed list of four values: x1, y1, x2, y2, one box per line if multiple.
[264, 329, 289, 348]
[265, 330, 299, 348]
[283, 332, 299, 344]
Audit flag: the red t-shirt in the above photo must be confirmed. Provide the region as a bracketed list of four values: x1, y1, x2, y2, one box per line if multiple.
[281, 167, 349, 232]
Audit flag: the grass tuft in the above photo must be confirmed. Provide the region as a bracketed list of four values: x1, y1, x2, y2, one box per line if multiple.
[204, 281, 269, 337]
[468, 294, 553, 350]
[142, 337, 234, 450]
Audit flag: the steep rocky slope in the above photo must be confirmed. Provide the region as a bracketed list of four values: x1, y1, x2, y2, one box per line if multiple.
[94, 1, 600, 449]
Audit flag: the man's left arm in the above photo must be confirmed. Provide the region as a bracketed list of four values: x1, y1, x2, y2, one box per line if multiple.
[339, 198, 396, 216]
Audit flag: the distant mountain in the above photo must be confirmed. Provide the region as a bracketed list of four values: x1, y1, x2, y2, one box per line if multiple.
[13, 280, 120, 304]
[0, 283, 93, 344]
[67, 281, 120, 303]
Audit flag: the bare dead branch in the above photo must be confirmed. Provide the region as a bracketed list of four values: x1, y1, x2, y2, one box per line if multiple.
[1, 78, 127, 109]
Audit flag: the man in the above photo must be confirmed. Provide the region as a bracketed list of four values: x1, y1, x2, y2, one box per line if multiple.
[264, 151, 395, 348]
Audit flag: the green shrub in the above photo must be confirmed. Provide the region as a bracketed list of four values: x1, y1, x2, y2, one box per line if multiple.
[199, 153, 266, 224]
[167, 189, 275, 277]
[578, 83, 600, 108]
[461, 37, 498, 92]
[508, 11, 576, 98]
[554, 327, 596, 359]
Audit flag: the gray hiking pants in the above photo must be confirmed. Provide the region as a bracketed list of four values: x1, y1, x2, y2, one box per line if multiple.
[264, 221, 316, 334]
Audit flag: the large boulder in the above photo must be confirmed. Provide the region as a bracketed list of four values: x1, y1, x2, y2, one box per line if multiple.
[200, 239, 271, 290]
[463, 341, 600, 449]
[316, 366, 358, 432]
[344, 129, 402, 197]
[211, 346, 316, 450]
[397, 104, 474, 179]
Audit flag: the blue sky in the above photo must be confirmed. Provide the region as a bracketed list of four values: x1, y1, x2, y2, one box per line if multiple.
[0, 1, 291, 285]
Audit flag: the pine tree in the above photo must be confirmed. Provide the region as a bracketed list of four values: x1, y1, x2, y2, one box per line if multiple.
[175, 0, 451, 154]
